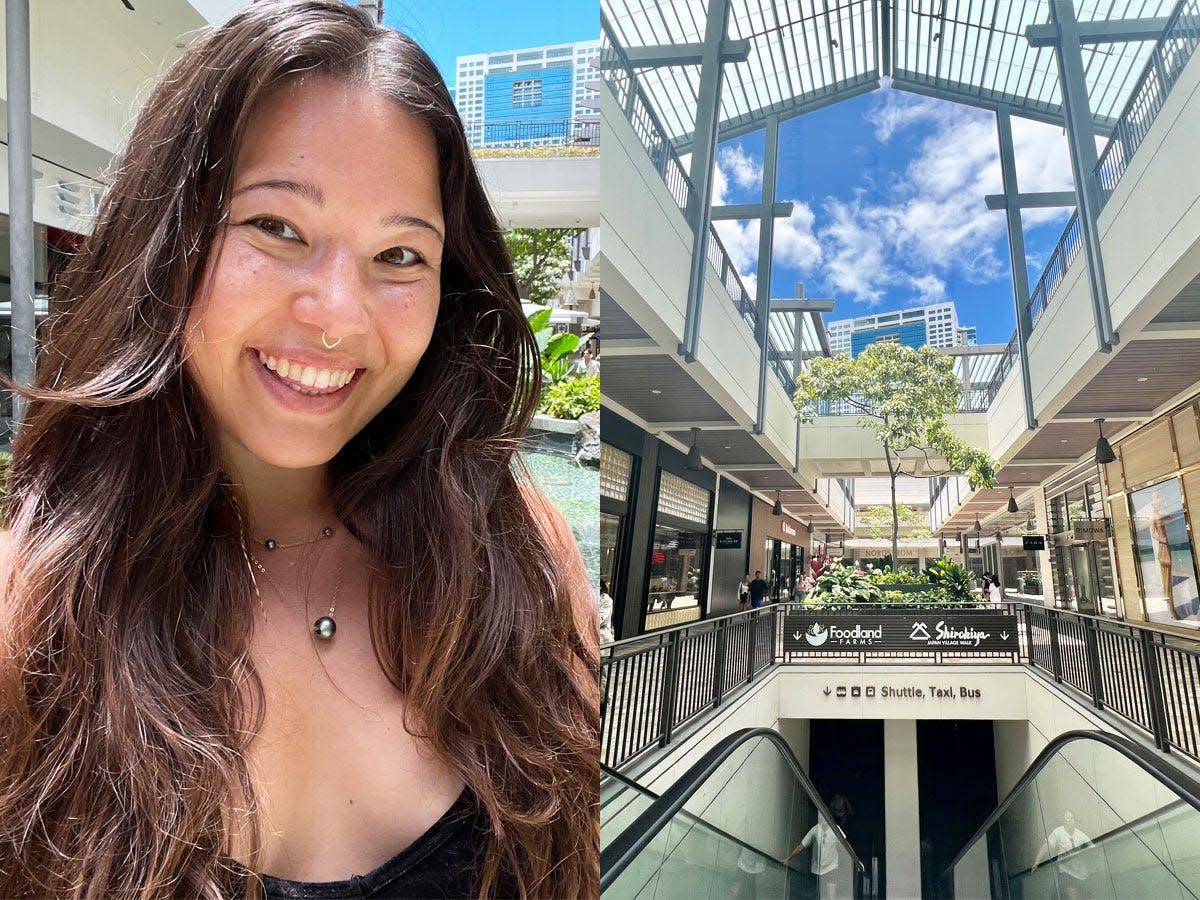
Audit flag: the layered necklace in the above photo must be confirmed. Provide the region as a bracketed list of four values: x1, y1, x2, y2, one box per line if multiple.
[243, 524, 345, 641]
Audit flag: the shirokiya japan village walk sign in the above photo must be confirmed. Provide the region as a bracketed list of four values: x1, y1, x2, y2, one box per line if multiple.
[783, 611, 1018, 654]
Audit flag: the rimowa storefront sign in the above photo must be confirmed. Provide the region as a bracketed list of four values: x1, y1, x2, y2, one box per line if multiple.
[783, 612, 1018, 654]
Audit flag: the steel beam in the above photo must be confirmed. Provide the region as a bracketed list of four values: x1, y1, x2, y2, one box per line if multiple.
[679, 0, 732, 363]
[995, 105, 1038, 431]
[7, 0, 35, 430]
[1043, 1, 1118, 352]
[711, 201, 794, 220]
[770, 298, 836, 313]
[984, 191, 1078, 210]
[753, 116, 780, 435]
[623, 39, 751, 68]
[1026, 17, 1180, 46]
[890, 72, 1117, 136]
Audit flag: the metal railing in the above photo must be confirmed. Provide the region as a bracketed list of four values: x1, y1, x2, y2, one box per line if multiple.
[461, 118, 600, 149]
[1026, 211, 1083, 326]
[601, 600, 1200, 773]
[1095, 0, 1200, 206]
[1026, 3, 1200, 330]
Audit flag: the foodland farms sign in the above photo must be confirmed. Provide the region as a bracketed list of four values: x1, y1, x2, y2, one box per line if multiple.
[783, 612, 1018, 654]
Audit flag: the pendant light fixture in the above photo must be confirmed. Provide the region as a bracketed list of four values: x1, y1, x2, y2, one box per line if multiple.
[685, 427, 703, 470]
[1094, 417, 1116, 465]
[772, 491, 783, 516]
[1007, 487, 1019, 513]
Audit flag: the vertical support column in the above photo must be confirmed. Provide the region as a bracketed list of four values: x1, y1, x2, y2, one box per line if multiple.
[679, 0, 732, 362]
[617, 431, 662, 640]
[995, 105, 1039, 430]
[754, 116, 781, 433]
[7, 0, 36, 429]
[884, 720, 922, 900]
[1048, 0, 1117, 352]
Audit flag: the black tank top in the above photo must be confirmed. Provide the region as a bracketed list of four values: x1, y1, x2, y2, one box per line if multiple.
[257, 790, 504, 899]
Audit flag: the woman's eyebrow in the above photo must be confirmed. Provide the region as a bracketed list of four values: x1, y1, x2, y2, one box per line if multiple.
[231, 178, 444, 243]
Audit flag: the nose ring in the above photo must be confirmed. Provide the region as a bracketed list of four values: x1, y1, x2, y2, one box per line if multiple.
[321, 331, 342, 350]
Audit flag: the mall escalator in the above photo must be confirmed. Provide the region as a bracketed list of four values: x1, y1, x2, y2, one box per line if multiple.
[942, 730, 1200, 899]
[600, 728, 868, 898]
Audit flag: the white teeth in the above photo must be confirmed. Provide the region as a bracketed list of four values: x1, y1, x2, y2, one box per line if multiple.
[257, 351, 357, 393]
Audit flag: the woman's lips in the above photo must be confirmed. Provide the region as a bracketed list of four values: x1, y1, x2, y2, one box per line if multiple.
[246, 347, 362, 413]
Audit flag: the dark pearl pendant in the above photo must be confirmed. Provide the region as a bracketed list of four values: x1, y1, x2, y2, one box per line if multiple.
[313, 616, 337, 640]
[264, 539, 277, 551]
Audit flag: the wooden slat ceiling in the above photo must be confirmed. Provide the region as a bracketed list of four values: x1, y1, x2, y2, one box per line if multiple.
[601, 354, 735, 423]
[1013, 420, 1138, 461]
[664, 428, 777, 467]
[1058, 339, 1200, 417]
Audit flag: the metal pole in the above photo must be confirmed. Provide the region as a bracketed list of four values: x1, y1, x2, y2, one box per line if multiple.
[995, 106, 1038, 430]
[679, 0, 730, 362]
[753, 116, 780, 434]
[7, 0, 36, 430]
[1047, 0, 1117, 351]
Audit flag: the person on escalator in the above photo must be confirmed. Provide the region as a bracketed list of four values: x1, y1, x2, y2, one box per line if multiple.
[784, 812, 843, 900]
[1032, 810, 1093, 899]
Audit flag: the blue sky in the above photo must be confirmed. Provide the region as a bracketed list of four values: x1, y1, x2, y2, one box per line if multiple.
[708, 85, 1084, 345]
[384, 1, 598, 85]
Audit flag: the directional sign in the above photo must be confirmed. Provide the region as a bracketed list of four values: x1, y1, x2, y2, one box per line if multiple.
[784, 612, 1019, 654]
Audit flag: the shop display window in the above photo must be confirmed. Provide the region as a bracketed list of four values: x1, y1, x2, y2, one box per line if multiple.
[1129, 477, 1200, 626]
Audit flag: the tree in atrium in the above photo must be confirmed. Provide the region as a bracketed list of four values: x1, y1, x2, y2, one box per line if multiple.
[504, 228, 580, 303]
[859, 503, 932, 541]
[793, 342, 999, 564]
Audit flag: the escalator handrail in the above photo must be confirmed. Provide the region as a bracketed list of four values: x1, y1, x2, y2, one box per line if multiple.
[941, 728, 1200, 882]
[600, 726, 866, 891]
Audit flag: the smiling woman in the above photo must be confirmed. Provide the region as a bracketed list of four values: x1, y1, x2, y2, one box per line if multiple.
[0, 2, 597, 899]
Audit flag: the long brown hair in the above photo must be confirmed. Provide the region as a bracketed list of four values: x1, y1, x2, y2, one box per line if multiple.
[0, 2, 598, 897]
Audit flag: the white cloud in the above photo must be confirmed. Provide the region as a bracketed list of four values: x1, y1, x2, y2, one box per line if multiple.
[717, 144, 762, 191]
[811, 91, 1077, 304]
[710, 148, 823, 297]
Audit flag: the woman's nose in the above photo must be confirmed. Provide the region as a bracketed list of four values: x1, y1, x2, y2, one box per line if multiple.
[291, 247, 370, 339]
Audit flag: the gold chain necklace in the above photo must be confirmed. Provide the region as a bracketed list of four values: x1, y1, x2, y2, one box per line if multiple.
[249, 548, 346, 641]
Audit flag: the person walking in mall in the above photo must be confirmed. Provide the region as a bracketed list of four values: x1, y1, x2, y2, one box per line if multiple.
[739, 573, 752, 612]
[749, 570, 769, 609]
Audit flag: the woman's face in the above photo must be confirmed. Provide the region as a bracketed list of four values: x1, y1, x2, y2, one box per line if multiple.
[184, 76, 445, 471]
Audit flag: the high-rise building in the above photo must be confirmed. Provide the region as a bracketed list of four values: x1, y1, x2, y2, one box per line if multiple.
[453, 40, 600, 147]
[826, 301, 976, 357]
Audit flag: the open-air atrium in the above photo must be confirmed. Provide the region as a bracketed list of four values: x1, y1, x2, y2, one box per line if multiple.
[598, 1, 1200, 897]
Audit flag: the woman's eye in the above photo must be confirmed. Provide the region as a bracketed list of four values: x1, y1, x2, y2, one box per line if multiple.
[377, 246, 422, 268]
[251, 217, 299, 240]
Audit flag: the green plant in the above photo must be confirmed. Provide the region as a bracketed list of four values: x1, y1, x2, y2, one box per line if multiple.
[526, 308, 581, 385]
[866, 564, 926, 585]
[794, 342, 999, 563]
[539, 375, 600, 420]
[504, 227, 579, 303]
[807, 562, 883, 606]
[924, 557, 978, 603]
[858, 504, 932, 540]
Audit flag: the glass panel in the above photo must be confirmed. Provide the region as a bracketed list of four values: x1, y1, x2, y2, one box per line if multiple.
[946, 736, 1200, 898]
[645, 523, 705, 631]
[601, 512, 623, 589]
[1129, 477, 1200, 628]
[605, 735, 858, 899]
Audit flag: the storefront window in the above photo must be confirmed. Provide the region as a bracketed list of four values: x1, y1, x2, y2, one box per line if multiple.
[645, 470, 710, 630]
[599, 443, 633, 629]
[1130, 477, 1200, 626]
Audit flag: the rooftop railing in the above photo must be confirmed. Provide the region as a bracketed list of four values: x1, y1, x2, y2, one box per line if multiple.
[462, 118, 600, 149]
